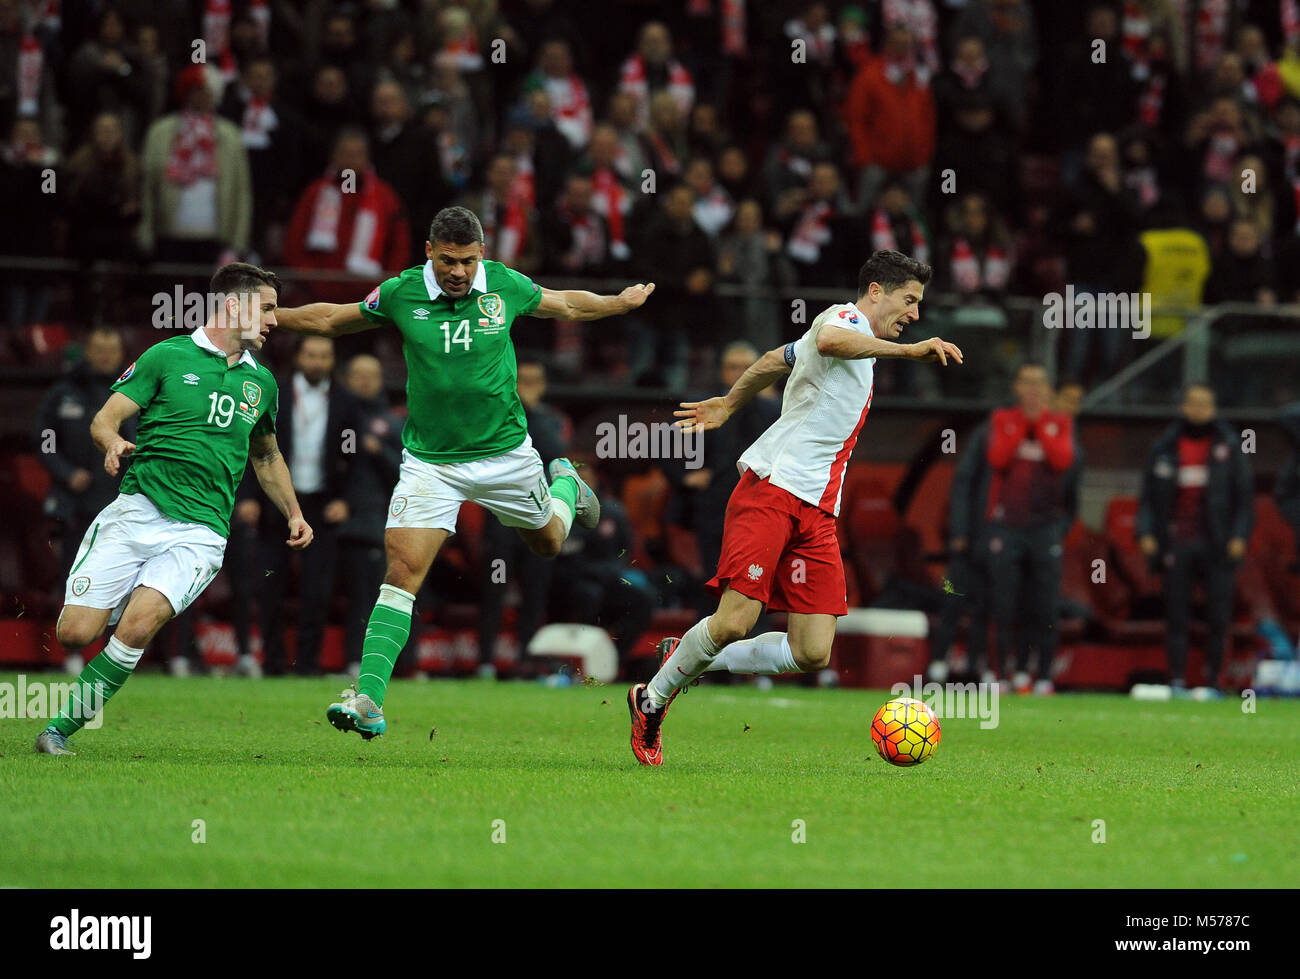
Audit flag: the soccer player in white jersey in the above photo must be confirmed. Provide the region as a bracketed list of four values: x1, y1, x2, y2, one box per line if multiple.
[628, 250, 962, 765]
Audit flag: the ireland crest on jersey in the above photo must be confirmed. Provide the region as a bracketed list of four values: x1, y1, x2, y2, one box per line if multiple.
[242, 381, 262, 408]
[478, 293, 504, 325]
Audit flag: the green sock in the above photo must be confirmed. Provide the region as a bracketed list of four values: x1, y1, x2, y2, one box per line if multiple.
[51, 643, 135, 736]
[358, 585, 414, 707]
[550, 475, 577, 531]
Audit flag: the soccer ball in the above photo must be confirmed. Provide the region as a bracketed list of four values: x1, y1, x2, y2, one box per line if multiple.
[871, 697, 941, 767]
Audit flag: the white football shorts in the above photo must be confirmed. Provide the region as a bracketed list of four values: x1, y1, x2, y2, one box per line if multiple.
[386, 437, 555, 533]
[63, 492, 227, 624]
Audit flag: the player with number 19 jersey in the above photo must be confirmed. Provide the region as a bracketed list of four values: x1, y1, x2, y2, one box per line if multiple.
[357, 259, 541, 463]
[113, 331, 280, 537]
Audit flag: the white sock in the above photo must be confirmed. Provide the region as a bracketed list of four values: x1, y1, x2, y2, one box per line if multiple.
[104, 635, 145, 670]
[377, 583, 415, 615]
[646, 616, 720, 707]
[704, 632, 799, 675]
[550, 496, 574, 538]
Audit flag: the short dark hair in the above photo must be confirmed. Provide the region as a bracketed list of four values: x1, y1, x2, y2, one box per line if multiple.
[429, 206, 484, 246]
[210, 262, 281, 301]
[857, 249, 931, 296]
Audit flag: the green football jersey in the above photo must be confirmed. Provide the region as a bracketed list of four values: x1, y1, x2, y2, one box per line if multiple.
[358, 259, 543, 463]
[112, 329, 278, 538]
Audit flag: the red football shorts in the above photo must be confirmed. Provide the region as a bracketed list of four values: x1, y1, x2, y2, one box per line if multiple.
[706, 469, 848, 616]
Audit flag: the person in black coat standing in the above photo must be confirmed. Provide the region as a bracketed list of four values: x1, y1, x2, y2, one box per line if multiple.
[336, 353, 404, 677]
[35, 328, 131, 585]
[1137, 384, 1254, 691]
[258, 335, 357, 675]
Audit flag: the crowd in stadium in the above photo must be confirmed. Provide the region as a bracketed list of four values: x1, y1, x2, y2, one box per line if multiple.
[3, 0, 1300, 686]
[3, 1, 1300, 382]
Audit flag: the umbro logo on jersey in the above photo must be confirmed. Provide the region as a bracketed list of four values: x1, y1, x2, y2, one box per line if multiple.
[747, 564, 764, 581]
[182, 373, 200, 385]
[413, 308, 430, 319]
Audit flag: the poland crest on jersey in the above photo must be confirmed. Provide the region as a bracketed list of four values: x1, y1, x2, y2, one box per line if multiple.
[747, 564, 764, 581]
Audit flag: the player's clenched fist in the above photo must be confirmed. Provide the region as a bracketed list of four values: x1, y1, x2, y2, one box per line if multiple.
[909, 337, 964, 365]
[675, 396, 732, 433]
[287, 516, 314, 549]
[618, 282, 655, 312]
[103, 438, 136, 476]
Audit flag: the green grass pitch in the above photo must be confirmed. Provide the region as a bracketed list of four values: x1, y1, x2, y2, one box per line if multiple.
[2, 674, 1297, 888]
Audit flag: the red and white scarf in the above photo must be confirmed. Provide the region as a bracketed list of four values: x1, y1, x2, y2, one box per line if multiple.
[619, 54, 694, 127]
[644, 127, 680, 175]
[17, 34, 43, 117]
[950, 237, 1010, 292]
[543, 73, 592, 147]
[786, 200, 834, 264]
[241, 95, 278, 149]
[305, 169, 386, 276]
[687, 0, 747, 55]
[481, 190, 528, 264]
[1202, 126, 1239, 184]
[1138, 71, 1166, 127]
[512, 153, 535, 209]
[165, 112, 218, 185]
[1191, 0, 1230, 72]
[871, 209, 929, 264]
[1122, 1, 1151, 62]
[591, 167, 629, 257]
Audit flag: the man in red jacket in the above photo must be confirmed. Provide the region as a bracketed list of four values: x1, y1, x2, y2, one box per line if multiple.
[842, 21, 936, 211]
[984, 362, 1076, 693]
[284, 128, 412, 304]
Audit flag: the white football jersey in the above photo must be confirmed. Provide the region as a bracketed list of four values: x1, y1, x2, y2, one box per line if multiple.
[738, 302, 875, 517]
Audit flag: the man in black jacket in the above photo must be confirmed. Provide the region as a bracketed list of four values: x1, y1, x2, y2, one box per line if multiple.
[1137, 384, 1254, 692]
[337, 353, 404, 677]
[258, 335, 357, 675]
[35, 329, 130, 577]
[35, 329, 131, 672]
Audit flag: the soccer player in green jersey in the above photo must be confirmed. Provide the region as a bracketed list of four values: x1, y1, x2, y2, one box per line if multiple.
[35, 263, 315, 755]
[274, 206, 654, 738]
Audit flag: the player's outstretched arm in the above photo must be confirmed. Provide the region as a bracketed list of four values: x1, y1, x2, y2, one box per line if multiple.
[676, 344, 792, 433]
[532, 283, 655, 321]
[91, 392, 141, 476]
[275, 301, 378, 338]
[817, 325, 963, 365]
[249, 432, 314, 549]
